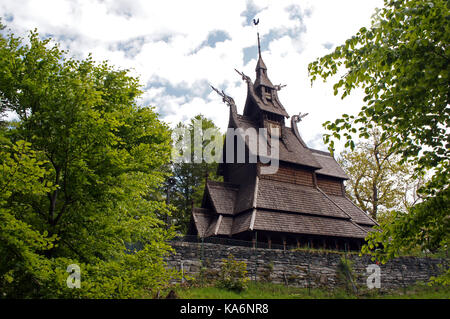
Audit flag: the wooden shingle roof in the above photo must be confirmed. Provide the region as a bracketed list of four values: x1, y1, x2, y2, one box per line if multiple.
[233, 179, 257, 214]
[253, 209, 368, 239]
[231, 211, 254, 235]
[191, 179, 376, 239]
[256, 179, 348, 219]
[232, 114, 321, 169]
[192, 208, 214, 238]
[206, 181, 239, 215]
[218, 216, 233, 235]
[246, 70, 289, 118]
[311, 149, 349, 179]
[327, 194, 376, 226]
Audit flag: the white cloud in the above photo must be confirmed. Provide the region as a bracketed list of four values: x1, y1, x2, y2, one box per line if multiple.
[0, 0, 384, 154]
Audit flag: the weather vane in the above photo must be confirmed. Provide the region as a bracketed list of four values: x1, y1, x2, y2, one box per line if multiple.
[253, 18, 262, 57]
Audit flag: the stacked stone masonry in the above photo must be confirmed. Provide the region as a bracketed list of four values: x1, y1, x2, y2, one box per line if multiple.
[166, 242, 445, 290]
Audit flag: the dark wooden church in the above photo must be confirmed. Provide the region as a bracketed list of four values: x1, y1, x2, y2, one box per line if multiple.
[188, 36, 377, 251]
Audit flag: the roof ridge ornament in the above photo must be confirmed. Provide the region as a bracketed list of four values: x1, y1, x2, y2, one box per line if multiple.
[210, 85, 238, 126]
[235, 69, 251, 84]
[291, 112, 309, 148]
[274, 84, 287, 91]
[292, 112, 308, 123]
[210, 85, 235, 108]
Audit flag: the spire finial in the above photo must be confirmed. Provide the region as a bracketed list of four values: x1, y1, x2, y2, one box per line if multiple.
[257, 32, 261, 57]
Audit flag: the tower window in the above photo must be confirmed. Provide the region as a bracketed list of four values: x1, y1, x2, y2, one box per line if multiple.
[264, 87, 272, 100]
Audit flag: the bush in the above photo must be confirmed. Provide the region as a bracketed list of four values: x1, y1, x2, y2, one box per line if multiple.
[216, 254, 249, 292]
[194, 266, 220, 287]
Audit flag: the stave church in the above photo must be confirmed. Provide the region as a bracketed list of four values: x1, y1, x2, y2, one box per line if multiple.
[187, 33, 377, 251]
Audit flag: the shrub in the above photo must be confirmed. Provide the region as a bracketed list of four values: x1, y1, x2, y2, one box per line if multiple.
[216, 254, 249, 292]
[194, 266, 220, 287]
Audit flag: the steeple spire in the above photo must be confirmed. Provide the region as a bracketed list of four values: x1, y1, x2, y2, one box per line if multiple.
[254, 32, 272, 88]
[238, 18, 289, 120]
[255, 31, 267, 72]
[257, 31, 261, 58]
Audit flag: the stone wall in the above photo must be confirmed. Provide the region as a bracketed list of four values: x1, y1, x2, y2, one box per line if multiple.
[166, 241, 446, 291]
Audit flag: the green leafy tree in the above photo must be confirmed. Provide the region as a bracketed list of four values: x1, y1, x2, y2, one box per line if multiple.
[0, 23, 178, 297]
[0, 140, 59, 297]
[170, 114, 223, 234]
[308, 0, 449, 267]
[339, 129, 425, 220]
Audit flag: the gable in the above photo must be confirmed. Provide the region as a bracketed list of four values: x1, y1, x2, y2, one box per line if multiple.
[205, 181, 239, 215]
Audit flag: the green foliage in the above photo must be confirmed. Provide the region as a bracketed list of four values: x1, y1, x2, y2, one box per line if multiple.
[216, 254, 249, 292]
[309, 0, 449, 274]
[194, 266, 220, 287]
[429, 267, 450, 286]
[190, 259, 220, 287]
[0, 24, 178, 297]
[338, 129, 425, 220]
[171, 114, 223, 233]
[0, 140, 58, 297]
[362, 187, 449, 264]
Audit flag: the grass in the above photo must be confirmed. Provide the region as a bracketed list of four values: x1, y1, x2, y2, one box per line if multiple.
[174, 281, 450, 299]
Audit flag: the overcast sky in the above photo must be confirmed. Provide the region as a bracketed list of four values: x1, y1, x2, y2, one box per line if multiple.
[1, 0, 384, 153]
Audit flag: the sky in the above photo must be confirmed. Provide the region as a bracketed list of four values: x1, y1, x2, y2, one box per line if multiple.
[0, 0, 384, 153]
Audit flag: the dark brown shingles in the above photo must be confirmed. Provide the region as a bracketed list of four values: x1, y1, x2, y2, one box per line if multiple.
[217, 216, 233, 235]
[253, 209, 368, 239]
[254, 57, 274, 88]
[359, 225, 378, 234]
[233, 115, 321, 169]
[247, 77, 289, 118]
[192, 209, 215, 237]
[311, 150, 349, 179]
[231, 211, 253, 234]
[256, 179, 349, 219]
[328, 194, 377, 226]
[280, 128, 322, 168]
[204, 217, 219, 237]
[206, 181, 239, 215]
[233, 178, 257, 214]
